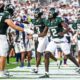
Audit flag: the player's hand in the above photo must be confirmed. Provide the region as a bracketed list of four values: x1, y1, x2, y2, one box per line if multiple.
[33, 34, 38, 38]
[24, 28, 34, 34]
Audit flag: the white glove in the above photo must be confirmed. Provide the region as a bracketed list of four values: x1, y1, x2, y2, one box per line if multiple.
[24, 28, 34, 34]
[33, 34, 38, 38]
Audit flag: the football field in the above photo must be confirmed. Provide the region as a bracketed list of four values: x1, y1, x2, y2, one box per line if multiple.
[0, 59, 80, 80]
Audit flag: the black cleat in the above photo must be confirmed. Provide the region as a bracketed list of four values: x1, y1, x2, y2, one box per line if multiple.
[75, 68, 80, 72]
[39, 74, 49, 78]
[32, 69, 38, 73]
[4, 70, 13, 77]
[75, 67, 80, 74]
[5, 73, 13, 77]
[57, 60, 62, 69]
[0, 74, 11, 78]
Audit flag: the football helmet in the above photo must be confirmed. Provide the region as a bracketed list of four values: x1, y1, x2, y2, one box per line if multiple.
[5, 4, 15, 16]
[34, 8, 43, 18]
[48, 8, 59, 18]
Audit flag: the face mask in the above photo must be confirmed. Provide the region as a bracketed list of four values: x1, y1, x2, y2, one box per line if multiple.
[48, 12, 53, 18]
[34, 13, 38, 18]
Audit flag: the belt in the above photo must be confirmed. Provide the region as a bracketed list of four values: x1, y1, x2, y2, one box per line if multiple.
[15, 41, 20, 43]
[54, 41, 65, 43]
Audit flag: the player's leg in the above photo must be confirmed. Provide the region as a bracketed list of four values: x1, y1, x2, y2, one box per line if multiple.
[14, 42, 21, 63]
[19, 43, 25, 67]
[61, 42, 80, 67]
[39, 41, 57, 78]
[64, 55, 68, 66]
[27, 51, 32, 67]
[77, 40, 80, 65]
[78, 51, 80, 65]
[26, 39, 32, 67]
[33, 37, 48, 73]
[0, 36, 9, 77]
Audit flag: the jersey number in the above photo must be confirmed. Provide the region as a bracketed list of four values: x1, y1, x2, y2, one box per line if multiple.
[50, 28, 57, 36]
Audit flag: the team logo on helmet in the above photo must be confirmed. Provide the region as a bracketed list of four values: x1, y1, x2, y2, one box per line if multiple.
[34, 8, 43, 18]
[48, 8, 59, 18]
[5, 4, 15, 16]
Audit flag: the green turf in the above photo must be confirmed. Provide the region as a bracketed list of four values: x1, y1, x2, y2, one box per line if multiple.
[6, 56, 61, 69]
[6, 56, 45, 69]
[6, 57, 36, 69]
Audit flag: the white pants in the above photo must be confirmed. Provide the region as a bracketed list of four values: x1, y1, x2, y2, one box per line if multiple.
[77, 40, 80, 51]
[25, 39, 33, 51]
[0, 35, 9, 57]
[45, 37, 70, 55]
[37, 36, 49, 53]
[14, 41, 25, 53]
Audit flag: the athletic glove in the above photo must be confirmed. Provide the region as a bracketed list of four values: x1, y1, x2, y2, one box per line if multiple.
[24, 28, 34, 34]
[33, 34, 38, 38]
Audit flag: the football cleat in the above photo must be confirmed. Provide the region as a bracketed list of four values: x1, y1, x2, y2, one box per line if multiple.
[32, 69, 38, 73]
[39, 73, 49, 78]
[0, 74, 9, 78]
[75, 67, 80, 73]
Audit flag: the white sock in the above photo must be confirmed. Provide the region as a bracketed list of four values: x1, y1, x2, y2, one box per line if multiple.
[0, 71, 4, 76]
[57, 60, 60, 65]
[45, 72, 49, 75]
[35, 67, 38, 71]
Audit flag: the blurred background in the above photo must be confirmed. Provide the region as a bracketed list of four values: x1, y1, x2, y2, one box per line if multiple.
[4, 0, 80, 6]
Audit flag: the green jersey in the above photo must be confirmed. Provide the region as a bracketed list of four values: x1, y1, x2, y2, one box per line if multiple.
[71, 19, 80, 40]
[0, 11, 10, 35]
[77, 19, 80, 40]
[71, 22, 77, 31]
[45, 17, 64, 38]
[31, 18, 46, 34]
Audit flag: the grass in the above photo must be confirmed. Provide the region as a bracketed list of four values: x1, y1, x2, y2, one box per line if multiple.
[6, 56, 62, 69]
[6, 56, 45, 69]
[6, 57, 36, 69]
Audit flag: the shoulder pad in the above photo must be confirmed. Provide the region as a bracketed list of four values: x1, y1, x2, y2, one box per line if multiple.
[4, 11, 10, 15]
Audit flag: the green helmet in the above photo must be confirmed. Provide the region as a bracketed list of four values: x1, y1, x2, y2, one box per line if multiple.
[48, 8, 59, 18]
[5, 4, 15, 16]
[34, 8, 43, 18]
